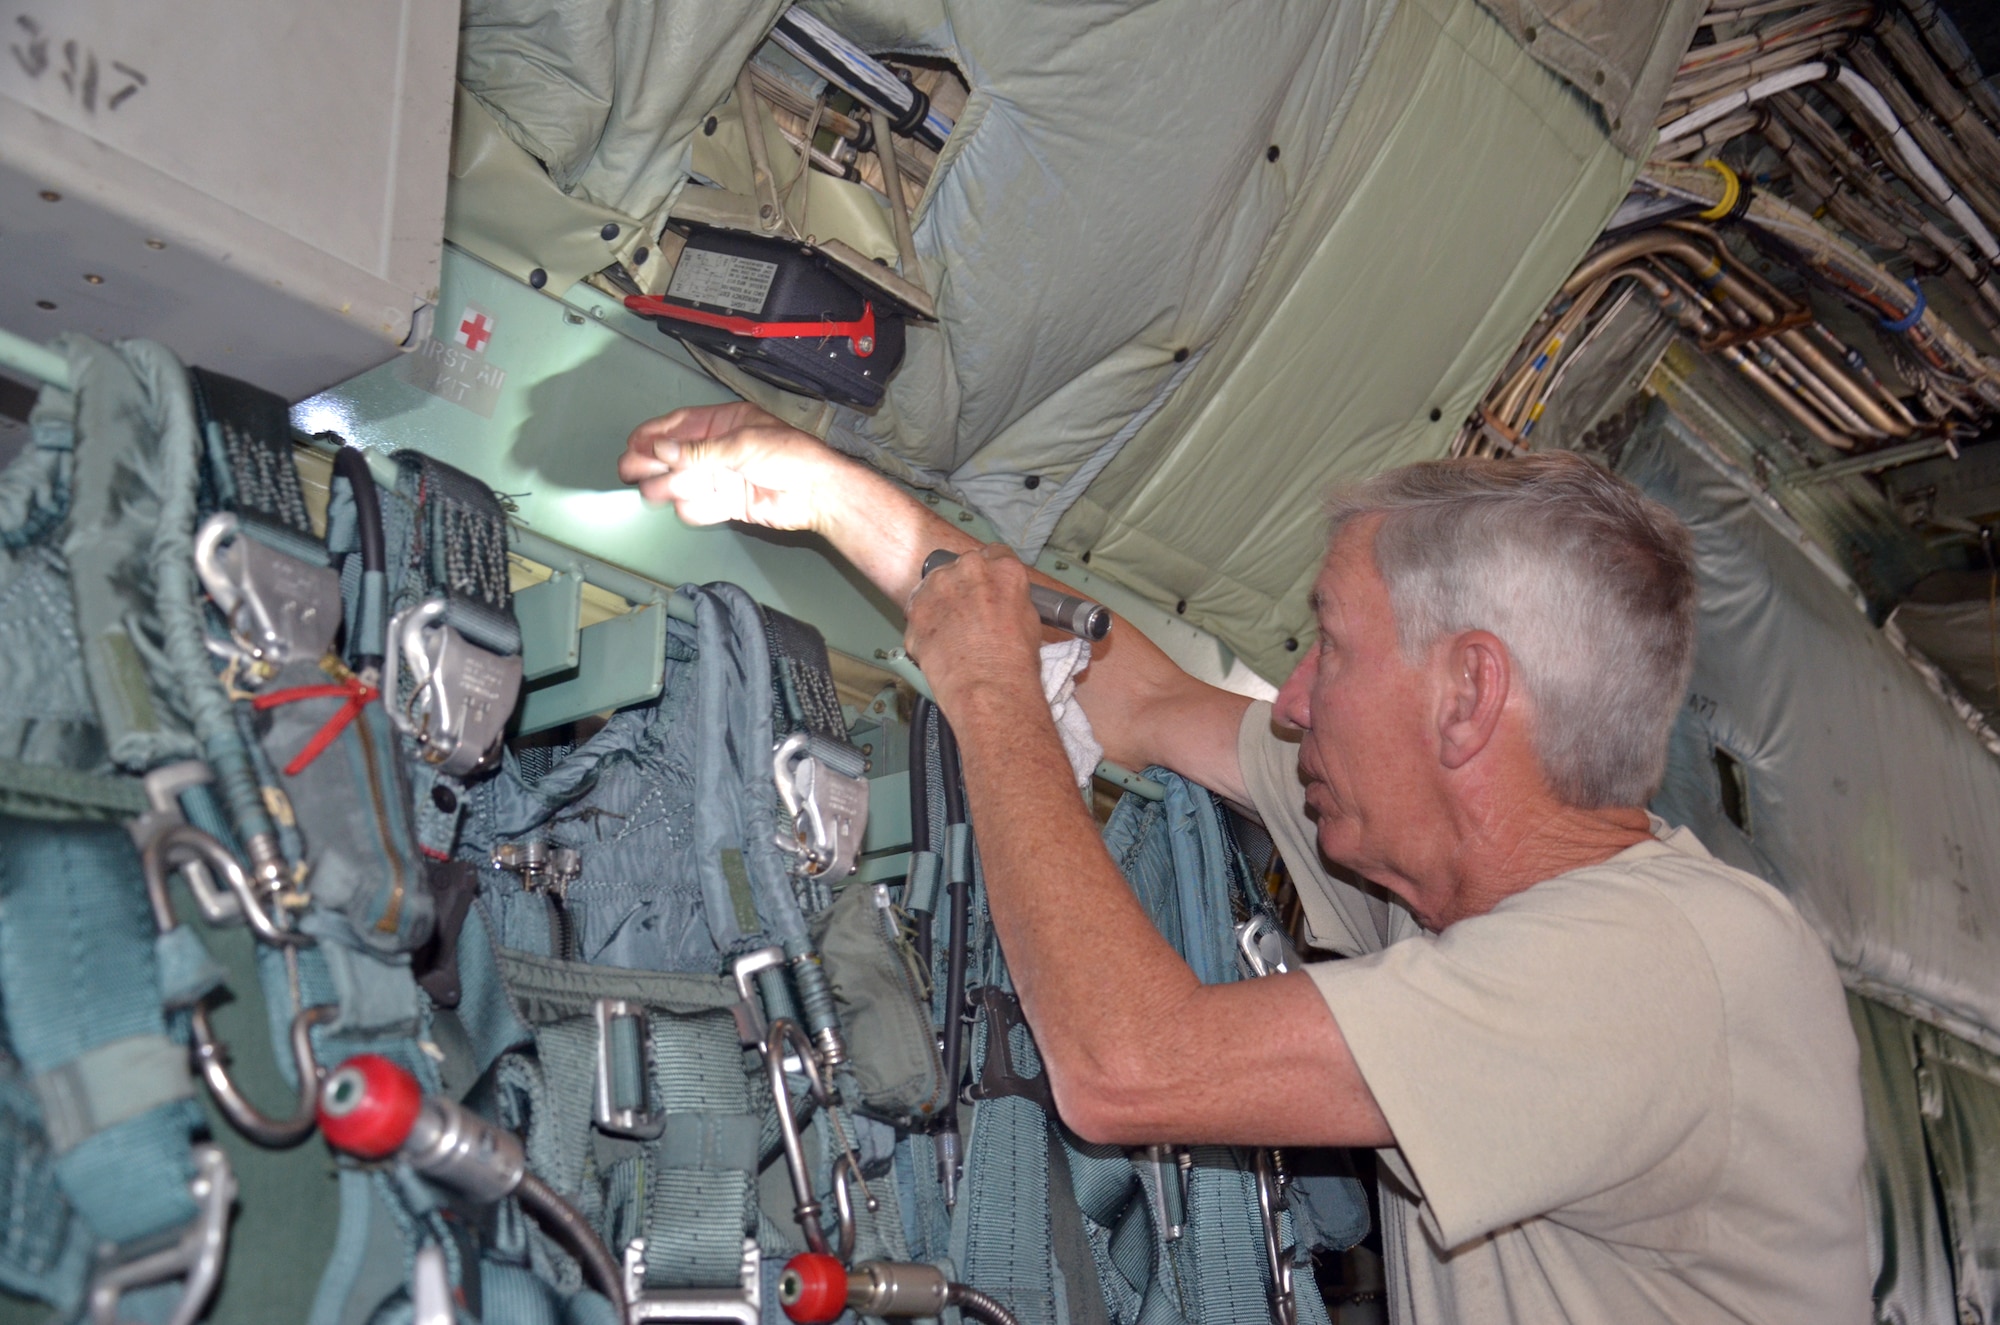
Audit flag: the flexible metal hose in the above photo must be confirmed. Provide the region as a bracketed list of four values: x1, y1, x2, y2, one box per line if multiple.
[516, 1172, 629, 1319]
[948, 1283, 1024, 1325]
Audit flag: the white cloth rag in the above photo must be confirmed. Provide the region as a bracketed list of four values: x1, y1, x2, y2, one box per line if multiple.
[1041, 637, 1102, 788]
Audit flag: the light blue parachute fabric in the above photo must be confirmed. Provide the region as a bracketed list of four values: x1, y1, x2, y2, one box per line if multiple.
[931, 755, 1357, 1325]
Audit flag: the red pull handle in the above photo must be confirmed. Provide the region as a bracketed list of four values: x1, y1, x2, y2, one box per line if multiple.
[778, 1253, 851, 1324]
[317, 1054, 422, 1159]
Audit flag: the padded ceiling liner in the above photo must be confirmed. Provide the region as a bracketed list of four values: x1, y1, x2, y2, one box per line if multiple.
[456, 0, 1699, 683]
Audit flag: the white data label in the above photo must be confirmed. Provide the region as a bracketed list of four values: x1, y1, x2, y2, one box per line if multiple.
[667, 250, 780, 314]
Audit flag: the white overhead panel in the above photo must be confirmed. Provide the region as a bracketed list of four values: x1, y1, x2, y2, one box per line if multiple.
[0, 0, 456, 400]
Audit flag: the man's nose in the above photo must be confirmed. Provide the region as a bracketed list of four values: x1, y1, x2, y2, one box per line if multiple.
[1273, 647, 1316, 730]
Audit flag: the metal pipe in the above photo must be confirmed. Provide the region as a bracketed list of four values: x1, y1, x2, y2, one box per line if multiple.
[1784, 435, 1959, 485]
[1719, 344, 1855, 449]
[1765, 339, 1882, 438]
[870, 109, 922, 287]
[1777, 329, 1910, 435]
[0, 326, 70, 390]
[1565, 235, 1746, 313]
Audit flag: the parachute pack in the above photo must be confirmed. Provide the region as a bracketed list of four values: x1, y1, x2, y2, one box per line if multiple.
[0, 334, 1363, 1325]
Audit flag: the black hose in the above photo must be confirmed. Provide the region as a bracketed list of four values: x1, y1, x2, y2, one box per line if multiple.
[937, 715, 971, 1101]
[935, 713, 972, 1204]
[516, 1172, 629, 1318]
[907, 699, 934, 970]
[949, 1283, 1023, 1325]
[332, 446, 386, 672]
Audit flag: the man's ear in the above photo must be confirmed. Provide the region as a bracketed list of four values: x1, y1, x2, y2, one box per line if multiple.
[1437, 631, 1510, 771]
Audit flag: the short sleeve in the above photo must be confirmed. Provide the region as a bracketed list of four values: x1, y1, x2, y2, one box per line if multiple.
[1235, 701, 1403, 954]
[1308, 877, 1728, 1248]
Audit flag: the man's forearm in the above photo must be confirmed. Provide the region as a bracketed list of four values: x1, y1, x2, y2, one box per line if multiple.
[810, 458, 982, 604]
[944, 673, 1202, 1115]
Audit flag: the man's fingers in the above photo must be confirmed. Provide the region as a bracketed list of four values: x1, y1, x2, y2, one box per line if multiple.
[617, 449, 670, 483]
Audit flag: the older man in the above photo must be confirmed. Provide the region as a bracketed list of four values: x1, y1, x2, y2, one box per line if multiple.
[621, 402, 1869, 1324]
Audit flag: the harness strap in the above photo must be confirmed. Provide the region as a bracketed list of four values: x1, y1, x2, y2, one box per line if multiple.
[0, 818, 206, 1317]
[956, 1000, 1056, 1325]
[496, 952, 759, 1294]
[762, 607, 867, 781]
[188, 367, 325, 569]
[388, 452, 522, 860]
[396, 452, 520, 658]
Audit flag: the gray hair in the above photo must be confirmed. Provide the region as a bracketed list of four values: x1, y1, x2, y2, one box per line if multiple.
[1324, 452, 1697, 809]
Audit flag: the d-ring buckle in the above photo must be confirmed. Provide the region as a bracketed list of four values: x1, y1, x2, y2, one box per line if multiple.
[87, 1143, 234, 1325]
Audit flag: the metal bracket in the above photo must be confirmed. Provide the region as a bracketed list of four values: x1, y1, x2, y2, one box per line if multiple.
[385, 596, 523, 777]
[193, 512, 342, 673]
[729, 946, 787, 1052]
[132, 762, 241, 925]
[492, 840, 582, 896]
[624, 1236, 761, 1325]
[87, 1144, 235, 1325]
[593, 998, 664, 1141]
[773, 733, 870, 880]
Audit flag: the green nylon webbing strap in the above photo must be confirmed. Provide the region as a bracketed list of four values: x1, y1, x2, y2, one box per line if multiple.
[955, 1018, 1056, 1325]
[187, 367, 325, 568]
[0, 756, 146, 821]
[760, 608, 856, 762]
[394, 451, 520, 658]
[500, 951, 760, 1292]
[30, 1034, 195, 1154]
[0, 818, 202, 1253]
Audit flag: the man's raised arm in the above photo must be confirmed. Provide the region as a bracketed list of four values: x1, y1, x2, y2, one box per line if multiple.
[619, 403, 1252, 799]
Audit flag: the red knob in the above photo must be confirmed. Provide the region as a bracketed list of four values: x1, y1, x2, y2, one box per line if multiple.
[318, 1054, 422, 1159]
[778, 1253, 849, 1324]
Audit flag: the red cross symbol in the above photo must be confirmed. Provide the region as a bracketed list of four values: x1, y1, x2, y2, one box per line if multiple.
[456, 308, 493, 353]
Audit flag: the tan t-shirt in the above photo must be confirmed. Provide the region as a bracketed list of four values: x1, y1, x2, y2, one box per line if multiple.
[1236, 702, 1870, 1324]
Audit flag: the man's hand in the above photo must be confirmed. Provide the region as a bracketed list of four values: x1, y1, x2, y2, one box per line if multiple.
[619, 402, 844, 534]
[904, 545, 1047, 715]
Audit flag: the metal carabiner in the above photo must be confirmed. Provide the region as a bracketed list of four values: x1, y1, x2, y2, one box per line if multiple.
[765, 1017, 834, 1256]
[87, 1143, 235, 1325]
[1235, 913, 1298, 981]
[772, 733, 870, 880]
[384, 595, 520, 777]
[1253, 1148, 1297, 1325]
[142, 822, 307, 949]
[140, 822, 333, 1147]
[830, 1149, 880, 1263]
[193, 511, 342, 673]
[191, 1001, 337, 1149]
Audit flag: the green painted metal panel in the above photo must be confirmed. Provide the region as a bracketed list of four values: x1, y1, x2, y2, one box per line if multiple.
[514, 570, 583, 680]
[293, 244, 910, 666]
[863, 770, 911, 857]
[517, 601, 669, 733]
